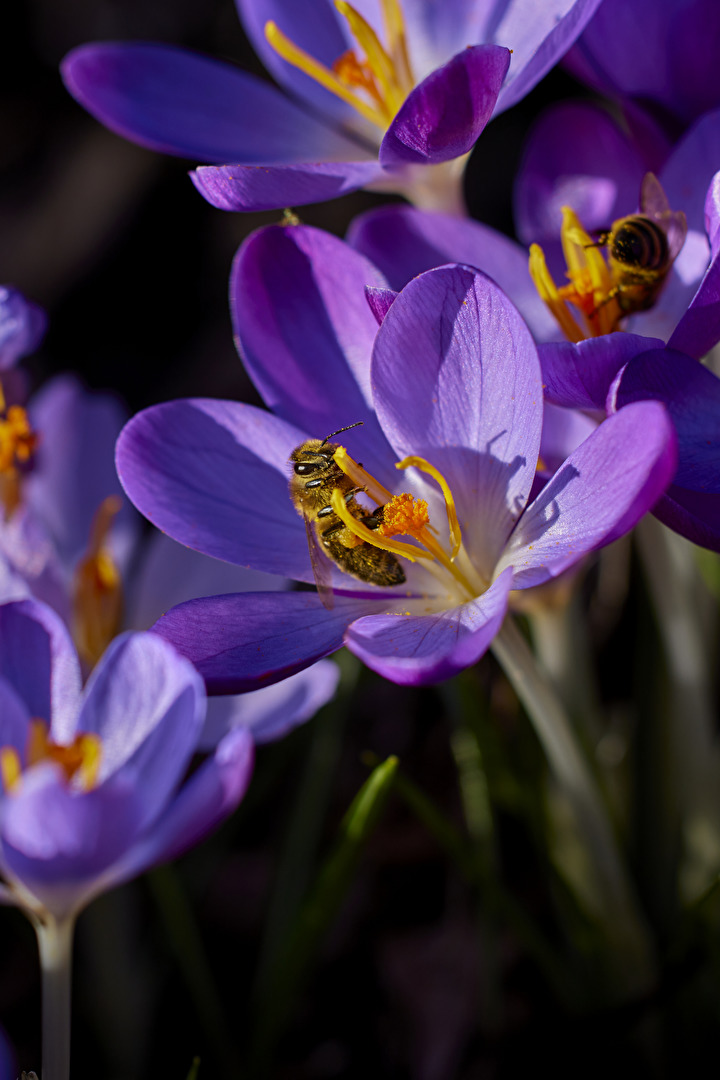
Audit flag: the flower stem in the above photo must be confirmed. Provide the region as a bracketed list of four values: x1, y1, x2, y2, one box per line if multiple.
[35, 914, 75, 1080]
[491, 617, 653, 989]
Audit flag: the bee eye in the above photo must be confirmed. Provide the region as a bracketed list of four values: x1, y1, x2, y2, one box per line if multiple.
[294, 461, 320, 475]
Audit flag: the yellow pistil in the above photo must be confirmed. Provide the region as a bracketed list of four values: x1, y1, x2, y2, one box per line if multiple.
[72, 495, 124, 669]
[331, 445, 479, 598]
[265, 0, 415, 131]
[529, 206, 623, 341]
[1, 719, 102, 794]
[0, 379, 38, 517]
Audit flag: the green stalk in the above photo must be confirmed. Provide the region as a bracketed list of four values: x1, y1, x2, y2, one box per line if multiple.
[491, 617, 653, 990]
[35, 914, 75, 1080]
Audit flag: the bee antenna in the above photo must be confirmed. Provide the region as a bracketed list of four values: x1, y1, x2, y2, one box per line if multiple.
[320, 421, 364, 446]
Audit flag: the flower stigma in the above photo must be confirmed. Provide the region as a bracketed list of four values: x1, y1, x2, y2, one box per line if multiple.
[1, 720, 102, 795]
[0, 380, 38, 517]
[72, 495, 124, 669]
[265, 0, 415, 130]
[331, 446, 484, 600]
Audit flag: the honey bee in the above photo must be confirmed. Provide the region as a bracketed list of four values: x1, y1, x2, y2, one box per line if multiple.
[595, 173, 687, 316]
[289, 423, 406, 604]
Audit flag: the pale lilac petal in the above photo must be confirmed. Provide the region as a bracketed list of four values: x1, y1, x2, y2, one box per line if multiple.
[191, 160, 382, 212]
[498, 401, 677, 587]
[152, 590, 390, 694]
[613, 348, 720, 493]
[62, 42, 365, 164]
[0, 287, 46, 370]
[199, 659, 339, 748]
[116, 400, 315, 581]
[345, 568, 513, 685]
[491, 0, 604, 114]
[106, 728, 254, 887]
[538, 333, 664, 411]
[1, 763, 141, 919]
[372, 265, 543, 579]
[77, 632, 205, 829]
[26, 375, 136, 568]
[0, 600, 81, 743]
[660, 110, 720, 237]
[538, 403, 598, 477]
[379, 45, 509, 168]
[348, 205, 559, 341]
[669, 173, 720, 359]
[230, 225, 395, 479]
[127, 530, 284, 632]
[514, 102, 645, 244]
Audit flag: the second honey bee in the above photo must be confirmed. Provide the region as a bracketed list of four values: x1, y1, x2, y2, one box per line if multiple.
[289, 424, 406, 599]
[594, 173, 687, 316]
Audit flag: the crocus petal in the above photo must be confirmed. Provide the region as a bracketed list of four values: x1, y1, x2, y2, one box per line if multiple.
[365, 286, 398, 325]
[613, 348, 720, 493]
[0, 600, 81, 743]
[491, 0, 604, 114]
[653, 486, 720, 553]
[660, 110, 720, 237]
[104, 728, 254, 888]
[498, 401, 677, 587]
[668, 173, 720, 359]
[379, 45, 509, 168]
[538, 403, 598, 477]
[62, 42, 366, 164]
[26, 375, 135, 568]
[199, 659, 339, 748]
[235, 0, 357, 122]
[116, 399, 315, 581]
[538, 333, 664, 411]
[348, 204, 559, 341]
[0, 674, 32, 753]
[77, 632, 205, 829]
[230, 225, 396, 478]
[191, 160, 383, 213]
[0, 287, 46, 370]
[372, 265, 543, 580]
[514, 102, 645, 244]
[1, 763, 142, 919]
[153, 590, 389, 694]
[345, 568, 513, 686]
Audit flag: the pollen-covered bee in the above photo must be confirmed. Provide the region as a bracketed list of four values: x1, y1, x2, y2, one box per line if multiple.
[595, 172, 687, 316]
[289, 423, 406, 602]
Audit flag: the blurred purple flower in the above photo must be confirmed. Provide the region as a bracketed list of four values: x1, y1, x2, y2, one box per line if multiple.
[61, 0, 602, 213]
[115, 228, 676, 688]
[0, 598, 253, 922]
[0, 287, 46, 372]
[0, 375, 339, 743]
[564, 0, 720, 130]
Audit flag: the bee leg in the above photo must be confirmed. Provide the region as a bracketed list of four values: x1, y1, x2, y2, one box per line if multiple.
[589, 285, 620, 317]
[583, 231, 611, 250]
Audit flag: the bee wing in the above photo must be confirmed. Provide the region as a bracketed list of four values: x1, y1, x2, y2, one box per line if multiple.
[304, 512, 335, 611]
[640, 172, 688, 261]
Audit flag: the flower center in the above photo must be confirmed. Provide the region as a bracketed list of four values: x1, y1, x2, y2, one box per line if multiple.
[0, 380, 38, 517]
[265, 0, 415, 130]
[72, 495, 124, 669]
[529, 207, 623, 342]
[1, 720, 102, 794]
[331, 446, 483, 600]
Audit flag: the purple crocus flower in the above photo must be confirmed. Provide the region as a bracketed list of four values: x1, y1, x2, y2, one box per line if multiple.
[115, 228, 676, 688]
[61, 0, 602, 214]
[564, 0, 720, 131]
[0, 597, 253, 922]
[0, 286, 46, 372]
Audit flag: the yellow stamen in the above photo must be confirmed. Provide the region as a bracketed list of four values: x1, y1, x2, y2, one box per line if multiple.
[377, 492, 430, 537]
[265, 20, 388, 127]
[265, 0, 414, 130]
[72, 495, 124, 669]
[330, 486, 432, 563]
[396, 455, 462, 558]
[0, 747, 21, 792]
[529, 243, 585, 344]
[4, 719, 103, 793]
[333, 446, 393, 505]
[0, 386, 39, 516]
